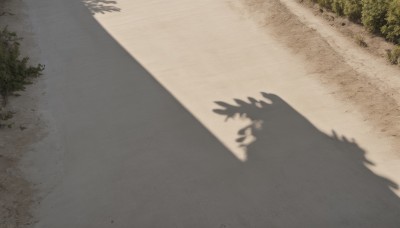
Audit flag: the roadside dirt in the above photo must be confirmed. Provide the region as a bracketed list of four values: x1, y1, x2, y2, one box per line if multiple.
[0, 0, 44, 227]
[233, 0, 400, 150]
[299, 0, 396, 59]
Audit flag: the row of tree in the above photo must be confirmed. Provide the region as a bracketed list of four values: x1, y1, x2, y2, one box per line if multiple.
[312, 0, 400, 43]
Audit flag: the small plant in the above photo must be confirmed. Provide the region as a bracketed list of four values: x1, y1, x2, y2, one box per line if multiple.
[355, 34, 368, 47]
[0, 109, 14, 120]
[0, 108, 14, 128]
[386, 46, 400, 64]
[0, 27, 44, 107]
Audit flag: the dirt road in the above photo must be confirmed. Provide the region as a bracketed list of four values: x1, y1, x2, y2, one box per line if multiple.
[21, 0, 400, 227]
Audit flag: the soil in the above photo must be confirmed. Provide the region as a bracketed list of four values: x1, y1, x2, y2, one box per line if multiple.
[300, 0, 396, 59]
[0, 0, 44, 227]
[234, 0, 400, 149]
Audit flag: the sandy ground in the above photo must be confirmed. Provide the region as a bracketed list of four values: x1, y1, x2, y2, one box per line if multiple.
[10, 0, 400, 227]
[0, 0, 44, 227]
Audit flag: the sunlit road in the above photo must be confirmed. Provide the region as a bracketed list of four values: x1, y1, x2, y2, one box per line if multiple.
[24, 0, 400, 227]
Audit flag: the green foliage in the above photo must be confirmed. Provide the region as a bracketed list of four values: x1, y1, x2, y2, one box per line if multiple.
[0, 27, 44, 107]
[332, 0, 345, 16]
[343, 0, 363, 22]
[313, 0, 363, 22]
[386, 46, 400, 64]
[381, 0, 400, 43]
[313, 0, 333, 10]
[361, 0, 389, 33]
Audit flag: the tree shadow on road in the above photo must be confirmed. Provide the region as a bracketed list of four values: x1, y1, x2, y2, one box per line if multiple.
[82, 0, 120, 15]
[36, 0, 400, 225]
[211, 92, 400, 227]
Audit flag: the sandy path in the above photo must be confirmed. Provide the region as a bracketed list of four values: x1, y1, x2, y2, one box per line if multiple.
[22, 0, 400, 227]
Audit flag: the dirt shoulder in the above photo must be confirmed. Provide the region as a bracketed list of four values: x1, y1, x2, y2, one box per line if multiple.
[299, 0, 397, 59]
[234, 0, 400, 150]
[0, 0, 44, 227]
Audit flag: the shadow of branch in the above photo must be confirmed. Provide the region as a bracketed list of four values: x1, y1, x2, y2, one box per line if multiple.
[212, 92, 400, 225]
[83, 0, 121, 15]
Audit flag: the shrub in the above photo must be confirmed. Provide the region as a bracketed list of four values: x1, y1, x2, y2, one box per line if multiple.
[0, 27, 44, 107]
[0, 109, 14, 128]
[355, 34, 368, 47]
[386, 46, 400, 64]
[331, 0, 345, 16]
[381, 0, 400, 43]
[343, 0, 363, 22]
[313, 0, 363, 22]
[361, 0, 389, 34]
[315, 0, 334, 10]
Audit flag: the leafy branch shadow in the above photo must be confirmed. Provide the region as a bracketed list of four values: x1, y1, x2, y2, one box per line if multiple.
[211, 92, 400, 226]
[83, 0, 121, 15]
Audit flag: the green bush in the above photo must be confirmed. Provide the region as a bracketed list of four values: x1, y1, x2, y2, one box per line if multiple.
[343, 0, 363, 22]
[381, 0, 400, 43]
[314, 0, 334, 10]
[313, 0, 363, 22]
[386, 46, 400, 64]
[361, 0, 389, 34]
[0, 27, 44, 107]
[331, 0, 345, 16]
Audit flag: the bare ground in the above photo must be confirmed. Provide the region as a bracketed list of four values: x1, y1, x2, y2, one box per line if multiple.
[299, 0, 396, 59]
[233, 0, 400, 149]
[0, 0, 44, 227]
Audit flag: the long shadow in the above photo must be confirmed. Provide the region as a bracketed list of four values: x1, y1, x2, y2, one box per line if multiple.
[82, 0, 120, 15]
[29, 0, 400, 226]
[212, 92, 400, 227]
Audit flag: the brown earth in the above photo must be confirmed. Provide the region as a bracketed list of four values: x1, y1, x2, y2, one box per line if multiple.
[236, 0, 400, 148]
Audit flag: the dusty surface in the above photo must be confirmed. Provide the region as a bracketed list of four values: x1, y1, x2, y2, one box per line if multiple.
[238, 0, 400, 141]
[0, 0, 44, 227]
[299, 0, 396, 59]
[15, 0, 400, 227]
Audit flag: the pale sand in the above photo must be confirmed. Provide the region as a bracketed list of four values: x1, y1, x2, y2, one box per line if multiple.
[20, 0, 400, 227]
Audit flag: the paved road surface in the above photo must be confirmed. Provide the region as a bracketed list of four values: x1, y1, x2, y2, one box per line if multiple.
[23, 0, 400, 227]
